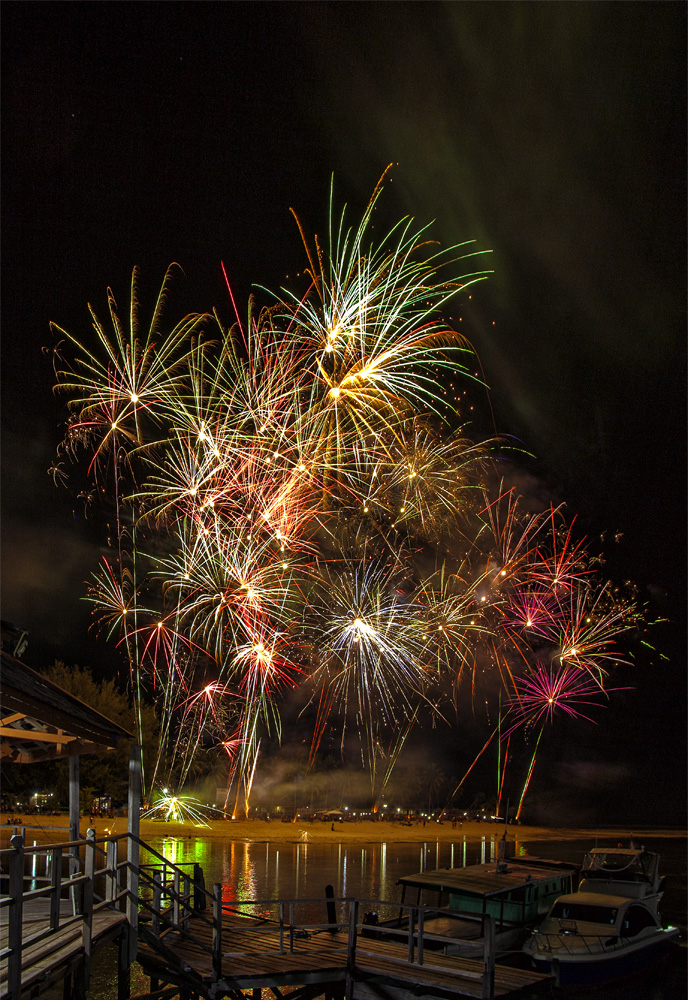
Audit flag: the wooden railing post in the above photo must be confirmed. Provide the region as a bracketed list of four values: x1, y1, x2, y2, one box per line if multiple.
[417, 906, 424, 966]
[289, 902, 295, 953]
[106, 838, 118, 903]
[212, 883, 222, 981]
[325, 883, 337, 933]
[172, 870, 181, 928]
[407, 905, 415, 963]
[127, 743, 141, 964]
[345, 900, 359, 1000]
[279, 901, 285, 954]
[182, 873, 190, 932]
[80, 828, 96, 994]
[118, 925, 131, 1000]
[481, 914, 495, 1000]
[49, 846, 63, 930]
[8, 833, 24, 1000]
[193, 862, 206, 911]
[68, 755, 80, 874]
[152, 875, 162, 938]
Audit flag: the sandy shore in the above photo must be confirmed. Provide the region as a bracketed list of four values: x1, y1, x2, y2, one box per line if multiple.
[2, 813, 684, 847]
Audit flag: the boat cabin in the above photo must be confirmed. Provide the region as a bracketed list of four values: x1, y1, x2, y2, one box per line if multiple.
[397, 856, 579, 931]
[578, 848, 664, 904]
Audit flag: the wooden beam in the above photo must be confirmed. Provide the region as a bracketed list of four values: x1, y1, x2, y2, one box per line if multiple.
[0, 711, 26, 725]
[0, 726, 76, 743]
[0, 738, 107, 764]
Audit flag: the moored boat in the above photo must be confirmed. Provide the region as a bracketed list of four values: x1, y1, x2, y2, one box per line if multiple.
[372, 852, 579, 959]
[523, 844, 681, 985]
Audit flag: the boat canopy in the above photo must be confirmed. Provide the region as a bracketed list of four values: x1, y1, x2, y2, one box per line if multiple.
[397, 858, 578, 899]
[582, 849, 659, 886]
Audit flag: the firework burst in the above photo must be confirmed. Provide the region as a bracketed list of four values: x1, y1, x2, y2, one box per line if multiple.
[50, 174, 641, 817]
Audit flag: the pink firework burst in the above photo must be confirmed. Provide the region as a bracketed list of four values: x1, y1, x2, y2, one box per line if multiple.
[501, 587, 562, 637]
[507, 662, 622, 733]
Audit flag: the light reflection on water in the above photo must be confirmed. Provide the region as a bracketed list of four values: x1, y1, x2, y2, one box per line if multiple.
[139, 834, 687, 936]
[141, 832, 529, 922]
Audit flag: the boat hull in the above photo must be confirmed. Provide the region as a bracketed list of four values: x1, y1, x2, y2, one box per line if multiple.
[529, 928, 680, 986]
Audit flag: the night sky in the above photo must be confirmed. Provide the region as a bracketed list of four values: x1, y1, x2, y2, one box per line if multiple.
[2, 3, 685, 826]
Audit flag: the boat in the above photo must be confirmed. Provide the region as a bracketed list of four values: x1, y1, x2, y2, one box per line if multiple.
[368, 850, 579, 959]
[523, 844, 681, 985]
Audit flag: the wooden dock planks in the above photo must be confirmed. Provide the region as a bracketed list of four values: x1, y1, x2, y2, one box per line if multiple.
[0, 910, 126, 1000]
[135, 913, 551, 999]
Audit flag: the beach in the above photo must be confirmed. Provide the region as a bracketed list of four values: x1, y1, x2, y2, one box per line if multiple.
[2, 813, 683, 847]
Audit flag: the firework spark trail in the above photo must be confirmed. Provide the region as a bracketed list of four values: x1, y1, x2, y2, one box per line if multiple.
[515, 727, 543, 822]
[527, 505, 592, 593]
[280, 178, 492, 485]
[476, 488, 552, 587]
[446, 725, 501, 804]
[496, 733, 511, 818]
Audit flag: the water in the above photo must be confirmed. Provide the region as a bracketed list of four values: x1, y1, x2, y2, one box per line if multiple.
[143, 833, 509, 921]
[62, 832, 684, 998]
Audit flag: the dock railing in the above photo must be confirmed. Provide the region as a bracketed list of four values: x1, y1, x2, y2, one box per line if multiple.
[1, 829, 498, 1000]
[0, 829, 129, 999]
[179, 890, 497, 1000]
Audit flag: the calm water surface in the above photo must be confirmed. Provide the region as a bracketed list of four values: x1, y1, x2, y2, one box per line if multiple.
[89, 832, 687, 999]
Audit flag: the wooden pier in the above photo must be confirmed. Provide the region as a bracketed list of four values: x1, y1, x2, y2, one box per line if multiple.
[0, 829, 551, 1000]
[136, 910, 552, 1000]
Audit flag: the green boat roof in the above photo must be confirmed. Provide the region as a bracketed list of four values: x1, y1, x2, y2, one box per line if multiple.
[397, 857, 578, 899]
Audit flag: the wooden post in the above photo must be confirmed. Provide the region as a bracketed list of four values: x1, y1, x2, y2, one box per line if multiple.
[481, 914, 495, 1000]
[212, 883, 222, 981]
[193, 862, 206, 911]
[407, 906, 415, 964]
[417, 905, 424, 966]
[8, 833, 24, 1000]
[79, 828, 96, 995]
[127, 743, 141, 964]
[182, 872, 190, 932]
[345, 900, 359, 1000]
[50, 846, 63, 931]
[118, 925, 131, 1000]
[152, 875, 162, 938]
[69, 754, 80, 874]
[106, 838, 118, 903]
[172, 870, 181, 929]
[325, 883, 337, 932]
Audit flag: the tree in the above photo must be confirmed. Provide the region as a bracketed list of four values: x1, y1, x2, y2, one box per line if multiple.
[46, 662, 159, 807]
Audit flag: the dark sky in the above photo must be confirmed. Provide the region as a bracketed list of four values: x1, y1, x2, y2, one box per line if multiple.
[2, 2, 685, 825]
